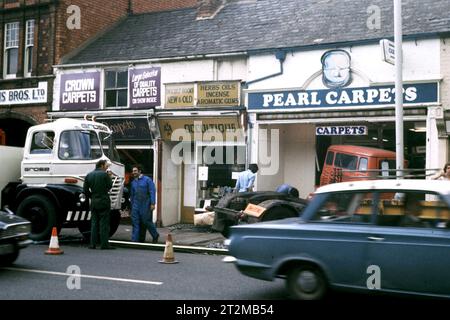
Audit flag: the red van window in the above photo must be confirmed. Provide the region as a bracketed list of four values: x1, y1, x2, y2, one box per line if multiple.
[335, 153, 358, 170]
[359, 157, 368, 170]
[325, 151, 334, 165]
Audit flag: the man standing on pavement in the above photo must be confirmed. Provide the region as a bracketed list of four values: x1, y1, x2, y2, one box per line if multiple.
[130, 165, 160, 243]
[235, 163, 259, 193]
[83, 159, 114, 249]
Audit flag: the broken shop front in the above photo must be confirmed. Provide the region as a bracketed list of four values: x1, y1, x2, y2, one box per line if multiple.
[247, 82, 439, 196]
[157, 113, 246, 224]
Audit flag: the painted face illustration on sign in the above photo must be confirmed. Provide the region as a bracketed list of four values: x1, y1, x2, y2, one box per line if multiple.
[321, 50, 352, 88]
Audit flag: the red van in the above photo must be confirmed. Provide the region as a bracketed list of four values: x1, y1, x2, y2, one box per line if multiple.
[319, 145, 397, 186]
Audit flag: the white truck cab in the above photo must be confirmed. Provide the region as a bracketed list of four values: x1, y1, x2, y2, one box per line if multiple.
[1, 118, 125, 241]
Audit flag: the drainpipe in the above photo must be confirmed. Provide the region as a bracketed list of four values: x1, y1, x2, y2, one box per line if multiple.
[243, 50, 286, 88]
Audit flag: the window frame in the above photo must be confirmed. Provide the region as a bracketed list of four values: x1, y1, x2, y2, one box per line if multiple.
[24, 19, 35, 77]
[104, 69, 129, 108]
[4, 21, 20, 79]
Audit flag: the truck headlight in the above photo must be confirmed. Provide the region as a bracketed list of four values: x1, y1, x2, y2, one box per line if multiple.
[79, 193, 86, 203]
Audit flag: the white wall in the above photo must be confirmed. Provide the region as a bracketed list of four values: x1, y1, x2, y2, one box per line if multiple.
[53, 57, 247, 111]
[161, 141, 180, 226]
[255, 123, 315, 197]
[282, 124, 316, 197]
[246, 39, 441, 91]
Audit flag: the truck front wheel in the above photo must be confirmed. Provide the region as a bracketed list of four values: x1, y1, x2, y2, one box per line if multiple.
[17, 195, 57, 241]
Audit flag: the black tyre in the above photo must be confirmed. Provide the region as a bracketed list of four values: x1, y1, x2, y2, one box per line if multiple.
[17, 195, 57, 241]
[261, 206, 297, 222]
[0, 249, 19, 267]
[109, 210, 121, 236]
[286, 265, 327, 300]
[78, 209, 121, 241]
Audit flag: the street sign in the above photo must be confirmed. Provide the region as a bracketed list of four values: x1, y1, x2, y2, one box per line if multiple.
[380, 39, 395, 65]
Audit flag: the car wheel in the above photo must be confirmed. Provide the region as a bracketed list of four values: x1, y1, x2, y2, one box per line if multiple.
[0, 249, 19, 267]
[17, 195, 57, 241]
[287, 265, 327, 300]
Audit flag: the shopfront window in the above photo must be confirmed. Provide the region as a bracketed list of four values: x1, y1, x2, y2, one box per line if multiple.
[198, 145, 246, 198]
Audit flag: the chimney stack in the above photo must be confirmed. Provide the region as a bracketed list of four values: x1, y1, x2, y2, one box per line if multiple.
[197, 0, 225, 20]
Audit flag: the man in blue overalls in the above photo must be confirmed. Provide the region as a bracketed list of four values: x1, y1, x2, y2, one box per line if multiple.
[130, 165, 160, 243]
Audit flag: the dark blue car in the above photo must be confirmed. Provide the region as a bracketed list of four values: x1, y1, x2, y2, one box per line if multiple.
[0, 209, 32, 266]
[228, 179, 450, 300]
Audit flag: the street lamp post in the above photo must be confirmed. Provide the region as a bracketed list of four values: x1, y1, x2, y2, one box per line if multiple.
[394, 0, 404, 178]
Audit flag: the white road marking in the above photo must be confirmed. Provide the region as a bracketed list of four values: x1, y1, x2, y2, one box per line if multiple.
[2, 267, 163, 285]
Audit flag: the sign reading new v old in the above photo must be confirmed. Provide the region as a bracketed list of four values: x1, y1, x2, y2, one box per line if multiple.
[247, 83, 438, 110]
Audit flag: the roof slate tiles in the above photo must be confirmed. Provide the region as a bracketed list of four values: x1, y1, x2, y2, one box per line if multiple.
[66, 0, 450, 64]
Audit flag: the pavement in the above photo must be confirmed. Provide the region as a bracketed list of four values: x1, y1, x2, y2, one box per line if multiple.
[55, 217, 227, 254]
[110, 218, 227, 250]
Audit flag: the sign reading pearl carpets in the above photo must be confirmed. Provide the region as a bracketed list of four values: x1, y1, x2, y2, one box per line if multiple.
[197, 81, 240, 107]
[129, 67, 161, 109]
[60, 72, 100, 111]
[248, 82, 439, 110]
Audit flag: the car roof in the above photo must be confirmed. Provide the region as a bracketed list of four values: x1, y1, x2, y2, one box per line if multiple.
[327, 145, 396, 158]
[316, 179, 450, 194]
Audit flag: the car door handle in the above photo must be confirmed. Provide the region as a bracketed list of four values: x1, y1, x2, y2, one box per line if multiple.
[367, 236, 385, 241]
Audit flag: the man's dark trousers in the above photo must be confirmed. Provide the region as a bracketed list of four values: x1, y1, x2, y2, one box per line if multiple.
[91, 207, 110, 248]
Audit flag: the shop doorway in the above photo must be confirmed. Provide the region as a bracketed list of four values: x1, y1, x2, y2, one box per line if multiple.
[0, 118, 33, 147]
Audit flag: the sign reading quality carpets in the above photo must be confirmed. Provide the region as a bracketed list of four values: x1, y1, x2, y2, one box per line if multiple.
[60, 72, 100, 111]
[129, 67, 161, 108]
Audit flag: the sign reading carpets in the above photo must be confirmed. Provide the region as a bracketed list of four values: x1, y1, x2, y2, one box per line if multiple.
[197, 81, 240, 107]
[60, 72, 100, 110]
[165, 83, 195, 108]
[129, 67, 161, 108]
[0, 81, 47, 105]
[316, 126, 368, 135]
[248, 82, 439, 110]
[158, 117, 243, 141]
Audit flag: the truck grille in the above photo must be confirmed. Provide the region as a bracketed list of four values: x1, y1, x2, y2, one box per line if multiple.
[109, 175, 123, 209]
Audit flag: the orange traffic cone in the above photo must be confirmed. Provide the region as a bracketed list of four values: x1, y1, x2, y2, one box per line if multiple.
[158, 233, 178, 264]
[45, 227, 64, 255]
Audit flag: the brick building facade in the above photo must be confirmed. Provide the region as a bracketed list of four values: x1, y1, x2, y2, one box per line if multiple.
[0, 0, 131, 146]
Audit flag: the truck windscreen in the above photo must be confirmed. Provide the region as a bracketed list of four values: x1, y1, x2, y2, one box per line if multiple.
[58, 130, 102, 160]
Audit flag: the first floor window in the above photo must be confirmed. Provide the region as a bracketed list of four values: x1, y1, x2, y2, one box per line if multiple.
[104, 70, 128, 108]
[24, 19, 35, 76]
[4, 22, 19, 77]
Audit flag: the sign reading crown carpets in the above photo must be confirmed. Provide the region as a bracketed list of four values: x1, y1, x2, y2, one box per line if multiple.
[60, 72, 100, 111]
[129, 67, 161, 109]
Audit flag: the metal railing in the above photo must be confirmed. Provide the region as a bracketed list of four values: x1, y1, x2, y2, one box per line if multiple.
[330, 168, 441, 183]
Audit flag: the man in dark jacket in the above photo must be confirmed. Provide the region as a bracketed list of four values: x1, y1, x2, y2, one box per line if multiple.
[83, 159, 114, 249]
